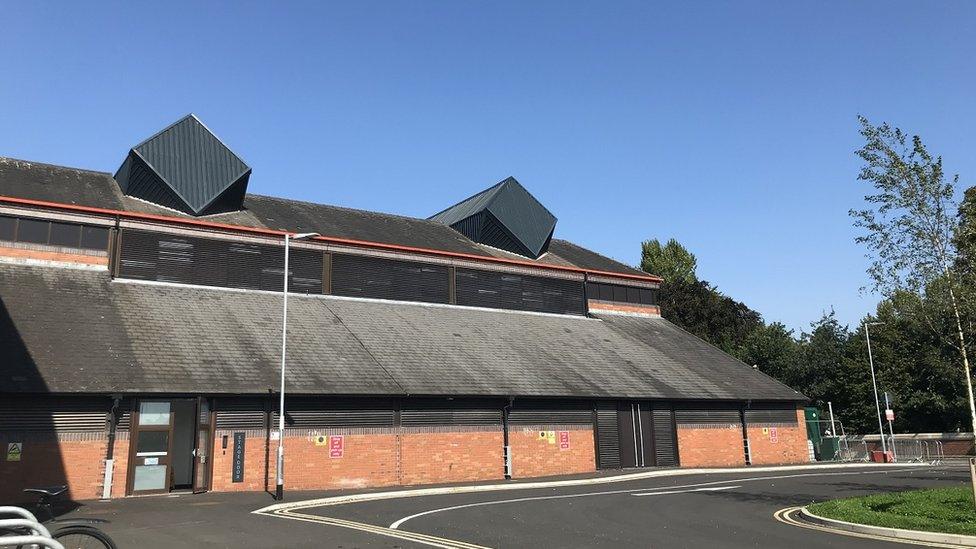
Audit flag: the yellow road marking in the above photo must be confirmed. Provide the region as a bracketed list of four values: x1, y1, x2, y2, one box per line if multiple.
[773, 506, 970, 548]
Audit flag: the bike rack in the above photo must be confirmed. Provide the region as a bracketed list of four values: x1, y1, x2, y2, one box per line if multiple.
[0, 507, 66, 549]
[0, 534, 65, 549]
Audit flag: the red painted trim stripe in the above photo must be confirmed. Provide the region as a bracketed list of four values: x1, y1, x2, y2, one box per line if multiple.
[0, 195, 663, 283]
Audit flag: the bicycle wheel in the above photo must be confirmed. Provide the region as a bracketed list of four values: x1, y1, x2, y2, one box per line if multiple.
[52, 525, 117, 549]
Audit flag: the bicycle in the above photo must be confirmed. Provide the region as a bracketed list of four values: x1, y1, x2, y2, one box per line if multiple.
[0, 485, 116, 549]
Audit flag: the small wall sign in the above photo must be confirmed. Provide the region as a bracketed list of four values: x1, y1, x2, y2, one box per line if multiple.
[769, 427, 778, 444]
[558, 431, 570, 450]
[6, 442, 22, 461]
[232, 432, 245, 483]
[329, 435, 344, 459]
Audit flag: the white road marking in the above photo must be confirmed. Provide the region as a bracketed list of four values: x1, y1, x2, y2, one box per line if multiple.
[387, 467, 924, 529]
[631, 485, 740, 496]
[255, 462, 929, 515]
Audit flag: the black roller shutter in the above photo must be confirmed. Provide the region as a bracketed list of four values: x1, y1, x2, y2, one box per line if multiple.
[455, 268, 584, 315]
[651, 407, 677, 466]
[331, 254, 449, 304]
[595, 402, 620, 469]
[271, 398, 397, 428]
[118, 229, 322, 293]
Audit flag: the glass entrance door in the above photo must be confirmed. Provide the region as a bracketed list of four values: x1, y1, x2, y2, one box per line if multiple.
[129, 401, 174, 494]
[192, 397, 213, 493]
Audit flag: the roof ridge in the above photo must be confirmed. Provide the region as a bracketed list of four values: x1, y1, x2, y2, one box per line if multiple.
[427, 178, 508, 220]
[130, 113, 196, 151]
[0, 156, 112, 177]
[246, 192, 468, 229]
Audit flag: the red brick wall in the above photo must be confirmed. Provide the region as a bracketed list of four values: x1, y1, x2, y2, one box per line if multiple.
[676, 426, 744, 467]
[587, 301, 660, 316]
[746, 410, 808, 465]
[0, 434, 109, 503]
[400, 430, 504, 485]
[109, 433, 130, 498]
[0, 245, 108, 266]
[509, 427, 595, 478]
[210, 429, 508, 492]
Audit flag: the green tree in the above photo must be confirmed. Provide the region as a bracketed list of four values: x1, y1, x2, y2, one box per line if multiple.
[657, 277, 763, 357]
[640, 238, 698, 284]
[740, 322, 799, 383]
[851, 117, 975, 491]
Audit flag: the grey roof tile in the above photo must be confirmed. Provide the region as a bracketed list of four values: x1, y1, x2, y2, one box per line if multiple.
[0, 263, 802, 401]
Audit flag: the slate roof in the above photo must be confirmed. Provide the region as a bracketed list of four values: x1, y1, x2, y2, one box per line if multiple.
[0, 157, 646, 276]
[0, 262, 802, 401]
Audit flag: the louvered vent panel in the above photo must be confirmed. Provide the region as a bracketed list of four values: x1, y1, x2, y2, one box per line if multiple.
[744, 406, 798, 425]
[455, 268, 584, 315]
[272, 409, 396, 428]
[651, 407, 677, 466]
[118, 229, 322, 293]
[507, 406, 593, 425]
[331, 254, 450, 304]
[216, 411, 266, 430]
[595, 402, 620, 469]
[0, 399, 108, 432]
[674, 407, 742, 425]
[401, 408, 502, 427]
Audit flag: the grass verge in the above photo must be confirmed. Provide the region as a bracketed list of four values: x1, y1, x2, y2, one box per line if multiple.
[807, 486, 976, 536]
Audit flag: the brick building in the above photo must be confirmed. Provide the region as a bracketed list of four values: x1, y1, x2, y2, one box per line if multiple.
[0, 115, 807, 502]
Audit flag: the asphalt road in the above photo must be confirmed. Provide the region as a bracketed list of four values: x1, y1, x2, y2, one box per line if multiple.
[64, 464, 968, 548]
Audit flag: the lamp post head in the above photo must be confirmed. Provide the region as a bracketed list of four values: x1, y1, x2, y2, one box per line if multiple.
[291, 232, 320, 240]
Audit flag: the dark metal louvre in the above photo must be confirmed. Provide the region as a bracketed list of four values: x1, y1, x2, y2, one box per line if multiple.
[271, 398, 396, 428]
[272, 409, 395, 428]
[586, 281, 658, 307]
[118, 229, 322, 293]
[507, 403, 593, 425]
[0, 398, 108, 432]
[401, 408, 501, 427]
[455, 268, 584, 315]
[214, 398, 268, 430]
[674, 406, 742, 425]
[0, 214, 109, 251]
[331, 254, 449, 304]
[595, 402, 620, 469]
[744, 406, 798, 425]
[651, 407, 677, 466]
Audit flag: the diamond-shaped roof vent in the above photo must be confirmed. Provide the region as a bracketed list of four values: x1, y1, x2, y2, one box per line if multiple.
[115, 114, 251, 216]
[430, 177, 557, 259]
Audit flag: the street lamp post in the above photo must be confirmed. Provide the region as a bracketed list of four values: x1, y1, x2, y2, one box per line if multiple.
[864, 322, 888, 459]
[276, 231, 319, 501]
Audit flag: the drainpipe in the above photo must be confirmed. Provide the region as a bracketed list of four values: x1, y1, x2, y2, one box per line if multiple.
[582, 273, 590, 317]
[102, 394, 122, 500]
[502, 397, 514, 479]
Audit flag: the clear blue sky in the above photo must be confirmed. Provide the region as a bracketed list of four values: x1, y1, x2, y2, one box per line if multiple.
[2, 2, 974, 333]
